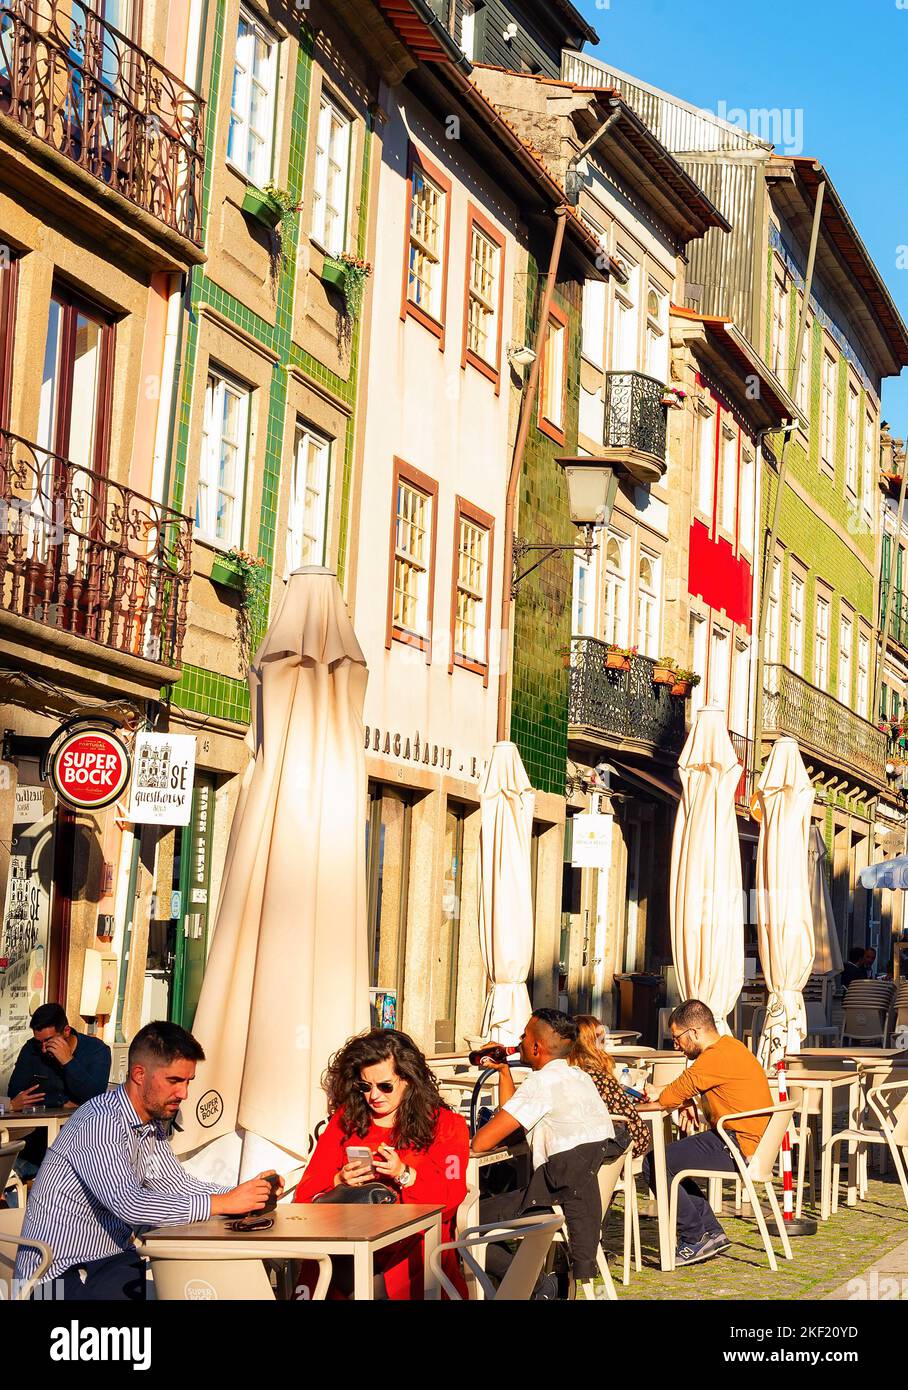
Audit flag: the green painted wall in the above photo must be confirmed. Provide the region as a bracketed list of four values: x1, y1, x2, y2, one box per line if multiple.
[510, 262, 583, 797]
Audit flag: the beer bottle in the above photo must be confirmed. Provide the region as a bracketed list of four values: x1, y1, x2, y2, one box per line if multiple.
[468, 1043, 513, 1066]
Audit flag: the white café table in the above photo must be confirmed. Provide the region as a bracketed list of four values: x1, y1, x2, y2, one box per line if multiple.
[0, 1107, 74, 1147]
[777, 1066, 861, 1219]
[139, 1203, 446, 1301]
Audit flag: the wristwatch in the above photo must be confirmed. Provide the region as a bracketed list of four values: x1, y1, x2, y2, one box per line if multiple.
[399, 1165, 416, 1188]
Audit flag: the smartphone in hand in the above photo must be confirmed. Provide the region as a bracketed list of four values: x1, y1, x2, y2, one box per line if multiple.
[345, 1145, 375, 1174]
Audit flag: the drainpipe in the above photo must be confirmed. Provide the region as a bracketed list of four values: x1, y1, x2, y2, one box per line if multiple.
[751, 178, 826, 787]
[873, 470, 908, 724]
[497, 208, 567, 743]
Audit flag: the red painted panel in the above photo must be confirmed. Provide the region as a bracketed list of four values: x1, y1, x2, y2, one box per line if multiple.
[688, 519, 753, 631]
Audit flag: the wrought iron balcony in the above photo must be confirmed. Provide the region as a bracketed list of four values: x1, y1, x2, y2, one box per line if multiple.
[0, 428, 192, 668]
[762, 664, 887, 787]
[0, 0, 204, 245]
[729, 730, 754, 811]
[602, 371, 668, 481]
[567, 638, 687, 758]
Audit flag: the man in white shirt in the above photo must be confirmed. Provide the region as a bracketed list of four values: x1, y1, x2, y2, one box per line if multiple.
[472, 1010, 617, 1293]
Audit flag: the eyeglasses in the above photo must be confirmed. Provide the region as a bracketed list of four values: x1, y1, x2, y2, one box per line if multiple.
[672, 1028, 695, 1049]
[355, 1079, 397, 1095]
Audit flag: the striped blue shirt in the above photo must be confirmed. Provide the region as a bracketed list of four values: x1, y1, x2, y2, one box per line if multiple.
[16, 1085, 231, 1284]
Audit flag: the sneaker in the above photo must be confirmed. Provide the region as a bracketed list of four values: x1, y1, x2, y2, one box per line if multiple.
[702, 1231, 732, 1256]
[673, 1233, 718, 1267]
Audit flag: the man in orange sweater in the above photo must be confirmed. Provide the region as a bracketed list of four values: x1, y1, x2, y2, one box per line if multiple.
[636, 998, 772, 1267]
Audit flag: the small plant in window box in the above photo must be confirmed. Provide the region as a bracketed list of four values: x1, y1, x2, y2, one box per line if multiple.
[322, 253, 373, 318]
[661, 385, 687, 409]
[652, 657, 678, 685]
[216, 549, 269, 665]
[671, 668, 701, 697]
[604, 642, 636, 671]
[241, 182, 297, 232]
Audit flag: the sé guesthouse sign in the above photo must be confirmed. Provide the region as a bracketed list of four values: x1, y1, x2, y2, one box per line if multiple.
[48, 727, 131, 810]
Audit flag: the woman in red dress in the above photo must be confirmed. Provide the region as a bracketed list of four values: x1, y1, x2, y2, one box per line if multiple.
[294, 1029, 469, 1299]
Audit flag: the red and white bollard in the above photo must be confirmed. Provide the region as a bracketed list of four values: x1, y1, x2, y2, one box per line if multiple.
[775, 1058, 816, 1235]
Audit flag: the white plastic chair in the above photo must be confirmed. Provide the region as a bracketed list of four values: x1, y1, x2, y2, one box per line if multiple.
[139, 1240, 333, 1300]
[667, 1102, 797, 1272]
[428, 1213, 562, 1301]
[0, 1207, 53, 1302]
[826, 1077, 908, 1214]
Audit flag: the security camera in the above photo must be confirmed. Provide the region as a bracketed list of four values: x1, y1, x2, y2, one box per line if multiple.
[502, 22, 518, 40]
[591, 762, 613, 790]
[507, 343, 536, 369]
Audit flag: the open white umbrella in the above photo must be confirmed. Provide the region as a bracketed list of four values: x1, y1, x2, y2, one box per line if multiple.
[809, 824, 843, 976]
[174, 567, 370, 1173]
[478, 742, 535, 1045]
[670, 706, 745, 1033]
[754, 737, 816, 1067]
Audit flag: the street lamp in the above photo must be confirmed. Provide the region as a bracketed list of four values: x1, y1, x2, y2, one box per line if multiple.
[511, 458, 619, 597]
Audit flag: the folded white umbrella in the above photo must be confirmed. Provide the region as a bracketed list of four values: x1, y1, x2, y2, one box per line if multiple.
[809, 823, 843, 976]
[174, 567, 370, 1170]
[478, 742, 535, 1045]
[670, 706, 745, 1034]
[754, 737, 816, 1067]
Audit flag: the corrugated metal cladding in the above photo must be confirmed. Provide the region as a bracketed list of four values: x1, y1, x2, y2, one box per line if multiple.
[680, 159, 760, 335]
[561, 52, 765, 154]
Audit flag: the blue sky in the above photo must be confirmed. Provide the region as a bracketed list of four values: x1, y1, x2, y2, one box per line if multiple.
[573, 0, 908, 435]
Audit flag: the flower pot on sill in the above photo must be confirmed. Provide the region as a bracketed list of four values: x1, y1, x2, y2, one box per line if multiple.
[605, 653, 631, 671]
[652, 666, 675, 685]
[210, 556, 245, 591]
[671, 680, 691, 697]
[320, 257, 347, 292]
[241, 186, 283, 229]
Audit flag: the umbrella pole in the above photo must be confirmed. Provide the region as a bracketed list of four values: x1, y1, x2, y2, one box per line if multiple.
[776, 1061, 816, 1236]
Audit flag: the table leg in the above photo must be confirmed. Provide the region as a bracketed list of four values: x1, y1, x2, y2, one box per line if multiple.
[820, 1087, 832, 1221]
[653, 1116, 671, 1273]
[353, 1244, 374, 1301]
[423, 1215, 442, 1301]
[846, 1079, 859, 1208]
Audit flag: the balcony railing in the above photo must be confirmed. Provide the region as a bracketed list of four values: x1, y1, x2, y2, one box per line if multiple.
[0, 428, 192, 668]
[762, 663, 887, 785]
[568, 638, 687, 758]
[0, 0, 204, 244]
[603, 371, 668, 468]
[729, 730, 754, 811]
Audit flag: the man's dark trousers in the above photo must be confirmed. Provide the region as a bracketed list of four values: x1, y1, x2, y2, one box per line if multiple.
[643, 1129, 740, 1246]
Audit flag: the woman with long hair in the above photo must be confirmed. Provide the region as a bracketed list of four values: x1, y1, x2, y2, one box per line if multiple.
[570, 1015, 650, 1159]
[294, 1028, 469, 1299]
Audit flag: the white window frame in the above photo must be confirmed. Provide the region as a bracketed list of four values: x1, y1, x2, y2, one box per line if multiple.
[739, 445, 755, 554]
[720, 419, 738, 534]
[771, 271, 789, 387]
[311, 94, 351, 257]
[393, 477, 434, 639]
[286, 422, 332, 575]
[862, 410, 876, 519]
[846, 383, 859, 496]
[821, 349, 837, 471]
[407, 164, 447, 322]
[765, 556, 782, 665]
[610, 250, 639, 372]
[227, 7, 278, 187]
[460, 0, 476, 60]
[572, 549, 598, 638]
[466, 222, 501, 366]
[709, 623, 730, 710]
[603, 529, 629, 648]
[636, 547, 661, 658]
[644, 282, 668, 383]
[540, 316, 566, 432]
[814, 592, 830, 690]
[788, 572, 804, 675]
[796, 305, 812, 419]
[732, 642, 750, 735]
[697, 407, 716, 517]
[454, 512, 490, 665]
[690, 612, 707, 716]
[857, 630, 871, 718]
[838, 607, 853, 706]
[197, 369, 250, 550]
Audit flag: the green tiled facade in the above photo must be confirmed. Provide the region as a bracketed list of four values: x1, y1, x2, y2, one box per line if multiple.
[510, 263, 583, 797]
[167, 8, 371, 726]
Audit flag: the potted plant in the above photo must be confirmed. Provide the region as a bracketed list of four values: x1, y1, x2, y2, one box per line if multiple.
[214, 549, 269, 665]
[241, 181, 297, 231]
[652, 656, 678, 685]
[210, 552, 245, 590]
[321, 252, 373, 318]
[604, 643, 636, 671]
[671, 668, 701, 698]
[661, 384, 687, 409]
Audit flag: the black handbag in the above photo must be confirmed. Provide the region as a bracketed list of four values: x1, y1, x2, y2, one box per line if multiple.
[312, 1181, 398, 1205]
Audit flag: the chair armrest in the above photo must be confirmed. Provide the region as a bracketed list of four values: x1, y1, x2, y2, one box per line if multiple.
[3, 1237, 53, 1301]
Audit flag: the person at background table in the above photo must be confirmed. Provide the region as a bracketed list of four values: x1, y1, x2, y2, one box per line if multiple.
[862, 947, 877, 978]
[570, 1014, 650, 1160]
[841, 946, 869, 990]
[293, 1029, 469, 1299]
[472, 1010, 617, 1294]
[4, 1002, 111, 1184]
[15, 1021, 280, 1300]
[635, 999, 772, 1269]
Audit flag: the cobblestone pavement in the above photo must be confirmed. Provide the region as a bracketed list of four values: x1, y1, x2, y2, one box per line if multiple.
[585, 1174, 908, 1301]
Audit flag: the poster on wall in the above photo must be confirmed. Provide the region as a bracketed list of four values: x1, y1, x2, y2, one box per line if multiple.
[0, 774, 54, 1089]
[126, 733, 197, 826]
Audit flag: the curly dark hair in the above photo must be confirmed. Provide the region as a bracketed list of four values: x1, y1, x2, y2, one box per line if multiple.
[324, 1029, 449, 1152]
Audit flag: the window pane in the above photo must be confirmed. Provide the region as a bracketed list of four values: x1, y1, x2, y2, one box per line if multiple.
[433, 805, 464, 1050]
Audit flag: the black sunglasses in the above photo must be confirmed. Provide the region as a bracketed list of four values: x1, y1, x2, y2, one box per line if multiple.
[227, 1215, 274, 1233]
[355, 1079, 397, 1095]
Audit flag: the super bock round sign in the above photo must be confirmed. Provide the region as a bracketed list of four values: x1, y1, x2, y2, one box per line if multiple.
[49, 728, 131, 810]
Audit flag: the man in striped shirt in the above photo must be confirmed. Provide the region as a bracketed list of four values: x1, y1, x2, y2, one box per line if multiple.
[16, 1021, 281, 1300]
